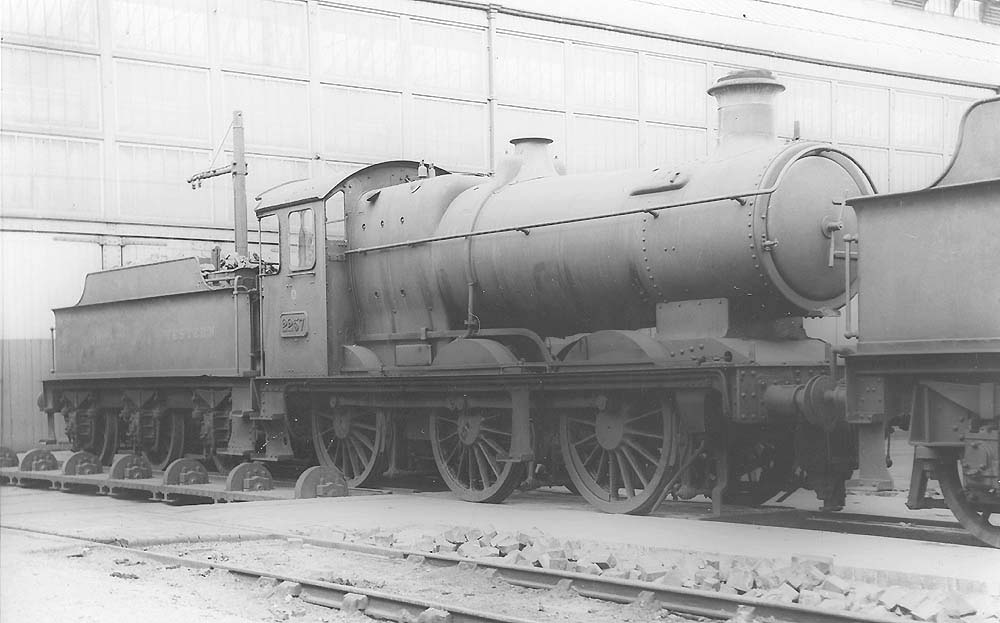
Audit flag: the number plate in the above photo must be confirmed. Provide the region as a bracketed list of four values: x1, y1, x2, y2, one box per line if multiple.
[279, 312, 308, 337]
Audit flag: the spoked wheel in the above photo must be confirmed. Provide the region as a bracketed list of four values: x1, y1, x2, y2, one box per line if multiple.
[144, 410, 186, 471]
[311, 407, 386, 488]
[77, 408, 119, 466]
[560, 392, 677, 514]
[430, 407, 525, 503]
[937, 458, 1000, 548]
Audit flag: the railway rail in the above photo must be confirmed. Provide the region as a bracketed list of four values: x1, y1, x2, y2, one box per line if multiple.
[707, 509, 988, 549]
[1, 447, 984, 552]
[2, 525, 899, 623]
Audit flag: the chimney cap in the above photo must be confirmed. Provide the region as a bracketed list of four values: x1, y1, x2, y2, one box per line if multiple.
[707, 69, 784, 97]
[510, 136, 554, 145]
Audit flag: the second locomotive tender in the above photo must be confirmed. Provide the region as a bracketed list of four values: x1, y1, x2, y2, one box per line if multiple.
[42, 70, 874, 514]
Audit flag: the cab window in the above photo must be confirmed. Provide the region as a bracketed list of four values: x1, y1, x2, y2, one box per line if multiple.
[326, 191, 346, 240]
[258, 214, 279, 275]
[288, 207, 315, 271]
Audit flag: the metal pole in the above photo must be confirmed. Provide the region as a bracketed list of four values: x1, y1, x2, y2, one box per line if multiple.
[486, 5, 498, 172]
[232, 110, 249, 257]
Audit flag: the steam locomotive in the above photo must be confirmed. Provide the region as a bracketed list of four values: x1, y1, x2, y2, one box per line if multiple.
[32, 69, 1000, 546]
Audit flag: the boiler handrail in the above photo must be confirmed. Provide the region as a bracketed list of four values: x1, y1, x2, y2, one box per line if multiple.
[344, 144, 825, 256]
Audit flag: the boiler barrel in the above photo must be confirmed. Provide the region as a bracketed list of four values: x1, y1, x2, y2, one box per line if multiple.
[430, 143, 870, 337]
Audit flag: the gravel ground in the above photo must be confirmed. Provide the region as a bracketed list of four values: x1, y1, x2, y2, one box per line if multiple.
[0, 528, 367, 623]
[149, 537, 699, 622]
[3, 459, 999, 623]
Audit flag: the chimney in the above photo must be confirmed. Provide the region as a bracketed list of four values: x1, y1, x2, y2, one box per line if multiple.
[510, 137, 557, 182]
[707, 69, 785, 145]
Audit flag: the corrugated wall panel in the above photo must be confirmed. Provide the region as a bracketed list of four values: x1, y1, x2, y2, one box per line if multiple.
[115, 59, 210, 145]
[842, 145, 890, 192]
[322, 85, 403, 162]
[892, 90, 944, 152]
[891, 150, 944, 192]
[217, 0, 307, 73]
[410, 97, 487, 171]
[835, 83, 890, 145]
[117, 144, 213, 223]
[0, 232, 100, 450]
[0, 133, 103, 218]
[110, 0, 208, 60]
[1, 0, 97, 47]
[410, 19, 487, 100]
[569, 44, 638, 117]
[641, 123, 708, 167]
[776, 75, 832, 140]
[1, 45, 101, 133]
[495, 106, 567, 164]
[641, 55, 707, 127]
[314, 6, 401, 89]
[570, 114, 638, 172]
[221, 72, 309, 153]
[495, 32, 565, 109]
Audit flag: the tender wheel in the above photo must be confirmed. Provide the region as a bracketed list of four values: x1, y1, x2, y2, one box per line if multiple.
[77, 408, 119, 466]
[430, 406, 524, 503]
[312, 406, 386, 488]
[560, 392, 677, 514]
[937, 458, 1000, 548]
[144, 410, 186, 471]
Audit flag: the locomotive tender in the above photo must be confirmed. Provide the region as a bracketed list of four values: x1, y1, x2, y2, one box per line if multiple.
[33, 70, 1000, 545]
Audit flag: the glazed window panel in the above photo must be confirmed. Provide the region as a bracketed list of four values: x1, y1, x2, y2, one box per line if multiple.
[288, 207, 315, 271]
[409, 19, 487, 99]
[642, 55, 707, 127]
[569, 44, 638, 117]
[115, 59, 209, 144]
[111, 0, 208, 59]
[835, 84, 889, 146]
[495, 33, 565, 109]
[322, 85, 402, 161]
[1, 132, 102, 218]
[315, 5, 400, 87]
[221, 72, 309, 153]
[1, 0, 98, 47]
[775, 75, 832, 140]
[259, 213, 279, 274]
[892, 91, 944, 152]
[217, 0, 307, 72]
[1, 46, 101, 133]
[326, 191, 346, 241]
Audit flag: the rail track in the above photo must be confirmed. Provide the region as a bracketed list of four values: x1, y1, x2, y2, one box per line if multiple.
[706, 509, 987, 548]
[2, 524, 900, 623]
[1, 447, 981, 551]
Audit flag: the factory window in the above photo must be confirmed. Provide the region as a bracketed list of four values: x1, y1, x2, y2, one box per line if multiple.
[258, 214, 280, 275]
[288, 207, 316, 271]
[326, 191, 346, 240]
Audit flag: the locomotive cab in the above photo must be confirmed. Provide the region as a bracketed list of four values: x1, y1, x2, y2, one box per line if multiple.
[255, 179, 335, 378]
